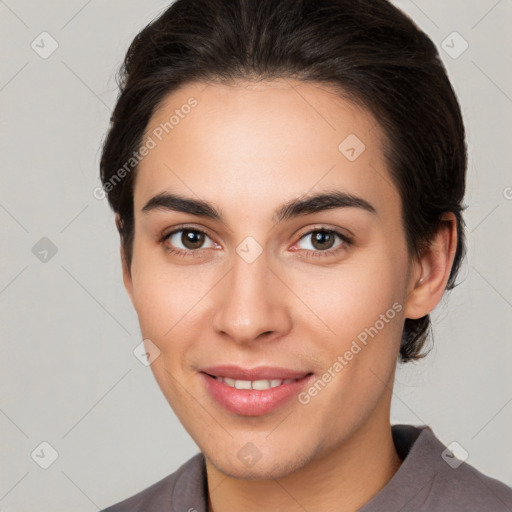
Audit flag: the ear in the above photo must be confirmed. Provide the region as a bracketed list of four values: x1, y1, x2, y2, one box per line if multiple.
[115, 214, 134, 304]
[404, 212, 458, 320]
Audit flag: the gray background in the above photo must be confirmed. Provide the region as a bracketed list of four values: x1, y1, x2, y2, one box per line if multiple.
[1, 0, 511, 510]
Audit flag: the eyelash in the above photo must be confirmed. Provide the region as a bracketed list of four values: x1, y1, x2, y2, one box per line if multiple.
[160, 225, 353, 260]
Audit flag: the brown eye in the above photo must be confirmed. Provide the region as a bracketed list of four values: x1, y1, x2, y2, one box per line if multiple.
[163, 228, 217, 254]
[310, 231, 336, 250]
[294, 228, 352, 258]
[180, 229, 206, 249]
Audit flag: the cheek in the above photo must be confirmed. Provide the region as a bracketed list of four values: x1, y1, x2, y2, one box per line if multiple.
[295, 258, 405, 425]
[129, 247, 177, 339]
[131, 271, 189, 340]
[129, 249, 216, 355]
[288, 253, 407, 345]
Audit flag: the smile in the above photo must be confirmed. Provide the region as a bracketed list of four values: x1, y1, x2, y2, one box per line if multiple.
[211, 376, 300, 390]
[200, 371, 315, 416]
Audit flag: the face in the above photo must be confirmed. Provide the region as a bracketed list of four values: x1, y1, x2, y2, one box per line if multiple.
[123, 79, 420, 479]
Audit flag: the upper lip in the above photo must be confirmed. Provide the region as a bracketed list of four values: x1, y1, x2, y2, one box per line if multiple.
[200, 365, 312, 381]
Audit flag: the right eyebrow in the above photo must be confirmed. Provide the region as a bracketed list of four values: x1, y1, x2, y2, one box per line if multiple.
[142, 192, 221, 219]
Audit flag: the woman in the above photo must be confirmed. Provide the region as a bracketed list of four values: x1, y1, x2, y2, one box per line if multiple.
[99, 0, 512, 510]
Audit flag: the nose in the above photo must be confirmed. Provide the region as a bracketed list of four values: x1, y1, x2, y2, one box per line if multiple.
[212, 246, 292, 345]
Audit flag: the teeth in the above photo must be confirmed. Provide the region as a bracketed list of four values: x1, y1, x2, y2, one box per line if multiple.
[215, 377, 298, 389]
[253, 379, 273, 390]
[234, 379, 252, 390]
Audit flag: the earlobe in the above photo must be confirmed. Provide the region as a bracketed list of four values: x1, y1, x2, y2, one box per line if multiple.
[404, 212, 458, 320]
[121, 244, 134, 303]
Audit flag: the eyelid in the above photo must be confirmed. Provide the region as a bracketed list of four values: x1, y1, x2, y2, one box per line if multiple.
[160, 223, 216, 243]
[295, 224, 353, 243]
[160, 224, 353, 258]
[290, 226, 353, 256]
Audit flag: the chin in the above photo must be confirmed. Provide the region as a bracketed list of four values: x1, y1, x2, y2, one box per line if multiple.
[205, 446, 313, 480]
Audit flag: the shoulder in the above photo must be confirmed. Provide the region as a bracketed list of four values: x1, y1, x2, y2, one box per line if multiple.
[430, 463, 512, 510]
[399, 425, 512, 511]
[100, 452, 206, 512]
[362, 425, 512, 512]
[421, 429, 512, 510]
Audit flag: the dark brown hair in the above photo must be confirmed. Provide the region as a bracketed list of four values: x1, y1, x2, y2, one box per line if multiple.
[100, 0, 467, 362]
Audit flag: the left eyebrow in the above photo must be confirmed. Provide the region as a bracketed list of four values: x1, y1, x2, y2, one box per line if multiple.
[273, 190, 377, 224]
[141, 190, 377, 223]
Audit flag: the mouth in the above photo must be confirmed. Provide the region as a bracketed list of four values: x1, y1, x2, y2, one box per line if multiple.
[205, 374, 306, 390]
[199, 365, 315, 416]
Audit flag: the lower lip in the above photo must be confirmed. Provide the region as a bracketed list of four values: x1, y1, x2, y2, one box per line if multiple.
[200, 372, 314, 416]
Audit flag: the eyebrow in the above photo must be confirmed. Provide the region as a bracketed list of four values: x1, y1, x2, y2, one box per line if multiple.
[142, 190, 377, 223]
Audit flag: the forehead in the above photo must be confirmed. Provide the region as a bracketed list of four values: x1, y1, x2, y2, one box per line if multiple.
[134, 79, 398, 219]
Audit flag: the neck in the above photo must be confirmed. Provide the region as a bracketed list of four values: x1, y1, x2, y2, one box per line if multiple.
[205, 406, 402, 512]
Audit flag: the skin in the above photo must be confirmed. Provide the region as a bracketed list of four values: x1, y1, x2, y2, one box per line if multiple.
[119, 79, 457, 512]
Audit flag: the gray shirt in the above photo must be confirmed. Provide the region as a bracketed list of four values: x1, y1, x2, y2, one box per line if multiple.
[101, 424, 512, 511]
